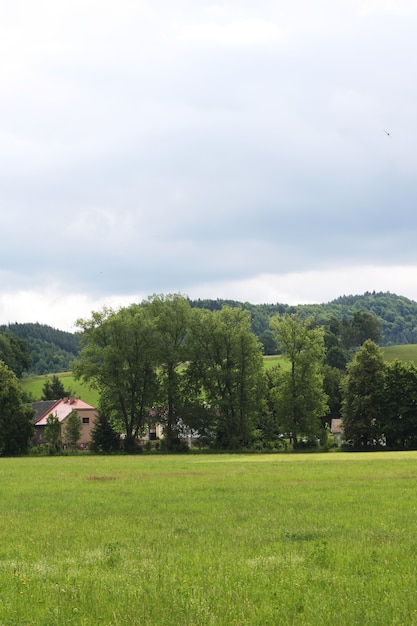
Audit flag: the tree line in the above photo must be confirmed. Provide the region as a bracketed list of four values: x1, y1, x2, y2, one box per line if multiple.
[69, 295, 377, 452]
[1, 293, 417, 455]
[73, 296, 417, 452]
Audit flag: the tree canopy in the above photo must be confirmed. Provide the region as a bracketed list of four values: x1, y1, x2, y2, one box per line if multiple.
[0, 360, 34, 455]
[188, 306, 265, 449]
[73, 305, 159, 452]
[269, 314, 328, 447]
[342, 340, 386, 447]
[382, 360, 417, 449]
[73, 298, 266, 451]
[0, 332, 31, 377]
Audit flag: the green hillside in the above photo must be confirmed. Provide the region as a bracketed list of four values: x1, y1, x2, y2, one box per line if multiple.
[0, 322, 80, 375]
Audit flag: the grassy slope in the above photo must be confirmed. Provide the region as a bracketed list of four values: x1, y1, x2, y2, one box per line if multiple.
[21, 372, 100, 407]
[381, 343, 417, 363]
[1, 452, 417, 625]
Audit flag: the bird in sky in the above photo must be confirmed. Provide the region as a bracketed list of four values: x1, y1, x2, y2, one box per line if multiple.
[384, 130, 391, 137]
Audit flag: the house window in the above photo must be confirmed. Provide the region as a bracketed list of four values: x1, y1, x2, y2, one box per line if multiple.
[82, 417, 90, 424]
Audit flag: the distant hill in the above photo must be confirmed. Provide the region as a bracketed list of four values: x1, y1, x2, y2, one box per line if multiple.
[4, 292, 417, 375]
[0, 322, 80, 375]
[190, 292, 417, 347]
[296, 292, 417, 346]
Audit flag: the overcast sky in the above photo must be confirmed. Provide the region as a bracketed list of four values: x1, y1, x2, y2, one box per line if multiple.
[1, 0, 417, 331]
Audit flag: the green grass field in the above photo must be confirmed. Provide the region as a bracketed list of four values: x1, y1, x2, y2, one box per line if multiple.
[1, 452, 417, 625]
[381, 343, 417, 363]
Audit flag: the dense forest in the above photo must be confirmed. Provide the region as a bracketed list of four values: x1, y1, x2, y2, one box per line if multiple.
[1, 292, 417, 375]
[0, 322, 80, 375]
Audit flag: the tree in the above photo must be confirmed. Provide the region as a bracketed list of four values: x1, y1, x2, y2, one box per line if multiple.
[42, 375, 70, 400]
[144, 294, 192, 450]
[73, 305, 159, 452]
[0, 360, 34, 455]
[269, 314, 328, 448]
[325, 345, 350, 370]
[0, 332, 31, 377]
[350, 312, 382, 347]
[64, 410, 82, 448]
[341, 340, 386, 447]
[188, 306, 265, 449]
[382, 360, 417, 449]
[322, 365, 344, 429]
[91, 409, 120, 453]
[259, 366, 285, 445]
[45, 414, 61, 451]
[341, 312, 382, 349]
[259, 329, 277, 355]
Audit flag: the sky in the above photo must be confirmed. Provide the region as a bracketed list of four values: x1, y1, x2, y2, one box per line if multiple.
[1, 0, 417, 331]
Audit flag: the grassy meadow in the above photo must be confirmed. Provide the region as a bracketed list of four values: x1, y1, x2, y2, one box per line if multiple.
[1, 452, 417, 625]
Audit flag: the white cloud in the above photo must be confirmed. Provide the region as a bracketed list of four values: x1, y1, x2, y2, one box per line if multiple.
[168, 17, 283, 47]
[0, 287, 144, 332]
[360, 0, 417, 16]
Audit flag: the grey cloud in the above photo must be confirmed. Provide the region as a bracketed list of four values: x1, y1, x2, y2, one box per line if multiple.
[1, 1, 417, 312]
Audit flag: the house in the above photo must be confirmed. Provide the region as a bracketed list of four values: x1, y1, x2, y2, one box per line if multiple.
[32, 397, 98, 447]
[331, 418, 344, 444]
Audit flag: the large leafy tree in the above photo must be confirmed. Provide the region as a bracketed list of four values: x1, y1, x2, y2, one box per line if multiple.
[0, 360, 34, 455]
[350, 311, 382, 347]
[341, 339, 386, 447]
[144, 294, 192, 450]
[382, 360, 417, 449]
[322, 365, 344, 429]
[269, 314, 328, 447]
[188, 306, 265, 449]
[73, 305, 159, 452]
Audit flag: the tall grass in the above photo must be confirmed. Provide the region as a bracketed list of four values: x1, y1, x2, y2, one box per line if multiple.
[1, 452, 417, 625]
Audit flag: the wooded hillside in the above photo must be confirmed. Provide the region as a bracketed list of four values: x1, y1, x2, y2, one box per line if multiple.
[190, 291, 417, 347]
[0, 322, 80, 375]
